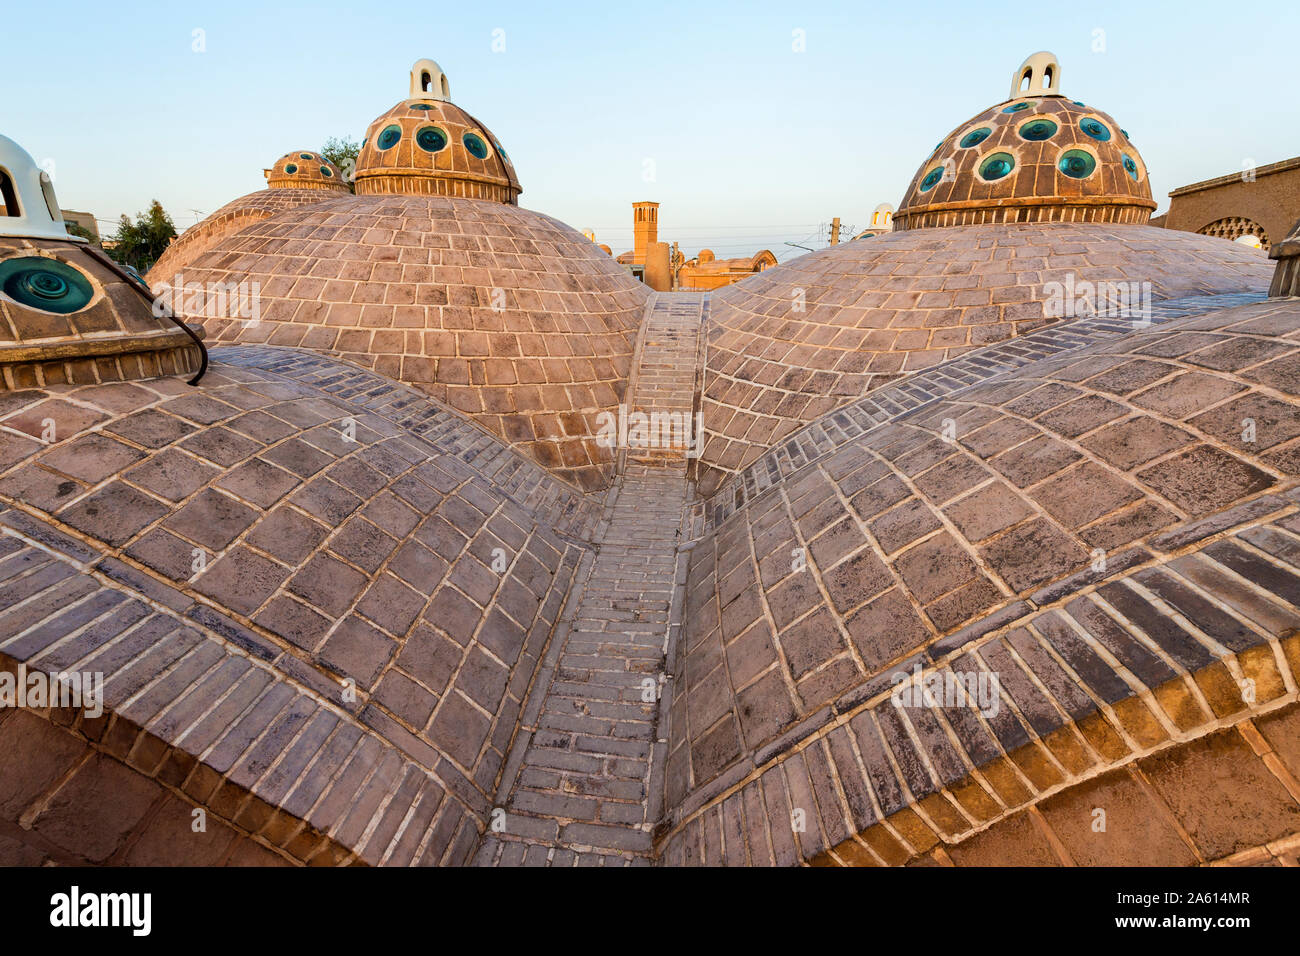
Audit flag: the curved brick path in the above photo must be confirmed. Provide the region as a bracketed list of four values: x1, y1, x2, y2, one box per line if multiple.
[474, 293, 705, 865]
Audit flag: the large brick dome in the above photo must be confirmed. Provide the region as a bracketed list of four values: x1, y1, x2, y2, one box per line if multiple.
[167, 59, 649, 492]
[147, 184, 346, 286]
[665, 293, 1300, 865]
[694, 224, 1272, 496]
[176, 195, 647, 491]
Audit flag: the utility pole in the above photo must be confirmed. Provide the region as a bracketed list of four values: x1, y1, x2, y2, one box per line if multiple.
[830, 217, 841, 245]
[671, 241, 680, 290]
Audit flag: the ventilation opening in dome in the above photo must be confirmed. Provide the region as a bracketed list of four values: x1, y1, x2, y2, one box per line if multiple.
[0, 169, 18, 217]
[418, 70, 450, 99]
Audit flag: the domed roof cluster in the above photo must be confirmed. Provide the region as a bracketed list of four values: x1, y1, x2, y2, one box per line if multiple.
[354, 59, 521, 203]
[6, 47, 1299, 870]
[162, 60, 647, 492]
[895, 53, 1155, 230]
[264, 151, 349, 191]
[0, 134, 203, 389]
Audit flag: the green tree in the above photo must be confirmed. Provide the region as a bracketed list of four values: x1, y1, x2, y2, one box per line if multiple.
[106, 200, 176, 272]
[65, 221, 98, 244]
[322, 136, 360, 192]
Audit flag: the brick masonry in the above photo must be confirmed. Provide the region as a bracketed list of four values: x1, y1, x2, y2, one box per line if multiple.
[474, 292, 704, 864]
[0, 348, 600, 865]
[695, 223, 1272, 497]
[174, 195, 649, 492]
[2, 279, 1299, 866]
[661, 295, 1300, 865]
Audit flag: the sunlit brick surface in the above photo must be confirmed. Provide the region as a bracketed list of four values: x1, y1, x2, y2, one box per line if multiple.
[695, 223, 1272, 496]
[176, 195, 649, 491]
[0, 348, 598, 865]
[660, 297, 1300, 865]
[354, 99, 520, 203]
[146, 189, 349, 287]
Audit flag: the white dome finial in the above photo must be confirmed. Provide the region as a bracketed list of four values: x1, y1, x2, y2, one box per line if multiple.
[1010, 51, 1061, 99]
[409, 59, 451, 102]
[0, 134, 80, 241]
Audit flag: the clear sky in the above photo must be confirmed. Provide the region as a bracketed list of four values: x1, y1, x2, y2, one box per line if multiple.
[7, 0, 1296, 260]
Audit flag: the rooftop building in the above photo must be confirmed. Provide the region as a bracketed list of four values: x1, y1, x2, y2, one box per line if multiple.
[2, 51, 1299, 870]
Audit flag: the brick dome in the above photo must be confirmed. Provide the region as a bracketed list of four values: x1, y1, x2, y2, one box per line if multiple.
[147, 186, 348, 286]
[354, 60, 521, 204]
[0, 349, 595, 865]
[694, 223, 1273, 496]
[895, 53, 1156, 231]
[265, 151, 350, 192]
[665, 293, 1300, 865]
[176, 194, 648, 491]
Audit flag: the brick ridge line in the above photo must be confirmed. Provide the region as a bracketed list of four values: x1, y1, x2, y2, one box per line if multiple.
[474, 297, 705, 864]
[213, 343, 598, 509]
[702, 291, 1273, 522]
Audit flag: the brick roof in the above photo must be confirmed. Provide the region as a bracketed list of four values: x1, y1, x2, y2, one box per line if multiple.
[661, 295, 1300, 864]
[0, 348, 596, 864]
[146, 188, 349, 287]
[174, 195, 650, 491]
[694, 222, 1273, 497]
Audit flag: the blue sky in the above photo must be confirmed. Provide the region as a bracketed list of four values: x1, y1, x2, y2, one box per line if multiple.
[7, 0, 1295, 259]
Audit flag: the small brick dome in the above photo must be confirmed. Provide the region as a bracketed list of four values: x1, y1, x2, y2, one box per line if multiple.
[354, 60, 521, 204]
[894, 52, 1156, 231]
[265, 151, 350, 191]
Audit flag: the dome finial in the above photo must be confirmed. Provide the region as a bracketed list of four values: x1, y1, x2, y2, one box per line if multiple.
[0, 134, 80, 242]
[1010, 51, 1060, 99]
[409, 58, 450, 102]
